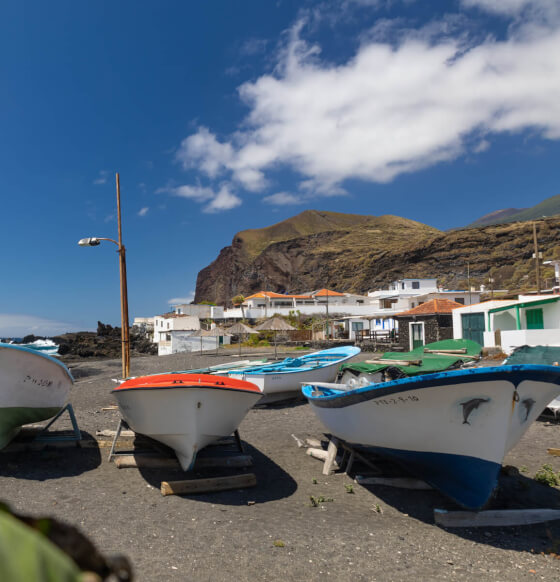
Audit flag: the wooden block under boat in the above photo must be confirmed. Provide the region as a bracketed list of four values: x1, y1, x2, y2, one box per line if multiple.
[115, 454, 253, 470]
[161, 473, 257, 496]
[434, 508, 560, 528]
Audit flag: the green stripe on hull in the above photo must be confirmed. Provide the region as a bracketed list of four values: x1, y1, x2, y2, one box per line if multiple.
[0, 407, 62, 449]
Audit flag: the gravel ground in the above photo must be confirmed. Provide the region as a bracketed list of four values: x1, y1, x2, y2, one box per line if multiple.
[2, 347, 560, 581]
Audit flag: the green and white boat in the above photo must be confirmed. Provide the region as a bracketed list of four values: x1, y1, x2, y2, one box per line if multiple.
[0, 343, 73, 449]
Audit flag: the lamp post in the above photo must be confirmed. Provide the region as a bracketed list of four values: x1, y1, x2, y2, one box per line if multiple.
[78, 173, 130, 378]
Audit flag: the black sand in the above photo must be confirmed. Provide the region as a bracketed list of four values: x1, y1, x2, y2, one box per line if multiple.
[1, 348, 560, 581]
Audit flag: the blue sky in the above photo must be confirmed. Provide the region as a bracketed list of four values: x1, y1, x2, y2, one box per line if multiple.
[1, 0, 560, 336]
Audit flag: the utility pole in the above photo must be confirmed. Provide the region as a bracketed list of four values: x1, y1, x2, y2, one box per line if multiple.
[533, 222, 541, 294]
[325, 289, 329, 340]
[115, 174, 130, 379]
[467, 262, 471, 305]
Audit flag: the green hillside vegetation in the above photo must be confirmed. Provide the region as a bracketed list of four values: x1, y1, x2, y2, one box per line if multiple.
[469, 194, 560, 226]
[235, 210, 438, 258]
[195, 211, 560, 306]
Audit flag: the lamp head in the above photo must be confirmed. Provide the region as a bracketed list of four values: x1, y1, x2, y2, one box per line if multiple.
[78, 237, 101, 247]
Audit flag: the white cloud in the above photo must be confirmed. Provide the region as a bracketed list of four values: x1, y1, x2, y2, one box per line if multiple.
[159, 182, 243, 213]
[93, 170, 108, 185]
[203, 185, 242, 213]
[176, 127, 234, 178]
[263, 192, 304, 205]
[461, 0, 559, 18]
[168, 292, 195, 305]
[138, 207, 149, 217]
[0, 314, 81, 337]
[176, 8, 560, 195]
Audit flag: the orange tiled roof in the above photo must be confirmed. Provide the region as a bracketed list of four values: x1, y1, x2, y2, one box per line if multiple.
[395, 298, 464, 317]
[244, 291, 288, 300]
[313, 288, 345, 297]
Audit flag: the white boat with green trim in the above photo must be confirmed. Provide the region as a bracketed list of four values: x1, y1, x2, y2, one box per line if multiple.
[0, 343, 73, 449]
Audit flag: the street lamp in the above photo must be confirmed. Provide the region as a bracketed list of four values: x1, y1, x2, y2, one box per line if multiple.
[78, 173, 130, 378]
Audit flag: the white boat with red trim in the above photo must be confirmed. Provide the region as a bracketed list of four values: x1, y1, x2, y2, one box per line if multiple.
[112, 373, 262, 470]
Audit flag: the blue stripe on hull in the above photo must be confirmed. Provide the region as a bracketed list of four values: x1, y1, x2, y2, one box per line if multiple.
[363, 446, 501, 510]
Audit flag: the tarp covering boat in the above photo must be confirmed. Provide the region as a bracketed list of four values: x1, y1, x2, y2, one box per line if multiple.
[339, 339, 482, 379]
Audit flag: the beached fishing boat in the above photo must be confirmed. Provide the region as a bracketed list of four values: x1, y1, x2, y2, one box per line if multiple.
[0, 344, 73, 449]
[303, 365, 560, 510]
[227, 346, 361, 396]
[112, 373, 262, 470]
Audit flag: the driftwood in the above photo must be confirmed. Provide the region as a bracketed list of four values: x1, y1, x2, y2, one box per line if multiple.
[365, 359, 422, 366]
[355, 476, 432, 490]
[161, 473, 257, 496]
[547, 448, 560, 457]
[434, 508, 560, 528]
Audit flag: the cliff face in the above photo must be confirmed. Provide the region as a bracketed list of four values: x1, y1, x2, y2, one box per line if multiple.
[195, 210, 560, 305]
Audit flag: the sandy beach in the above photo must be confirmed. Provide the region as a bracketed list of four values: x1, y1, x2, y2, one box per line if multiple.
[2, 348, 560, 581]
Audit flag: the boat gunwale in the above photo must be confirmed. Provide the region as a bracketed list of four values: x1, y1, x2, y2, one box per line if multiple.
[231, 347, 360, 376]
[0, 343, 73, 382]
[303, 364, 560, 408]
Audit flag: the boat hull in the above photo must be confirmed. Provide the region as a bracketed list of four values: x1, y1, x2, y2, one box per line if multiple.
[229, 346, 361, 395]
[112, 374, 262, 470]
[0, 345, 73, 449]
[303, 365, 560, 509]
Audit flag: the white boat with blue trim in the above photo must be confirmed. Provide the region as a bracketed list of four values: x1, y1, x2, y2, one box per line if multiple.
[228, 346, 360, 396]
[303, 365, 560, 510]
[0, 343, 73, 449]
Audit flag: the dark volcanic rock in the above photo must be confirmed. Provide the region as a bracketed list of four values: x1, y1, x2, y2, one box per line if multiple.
[53, 322, 157, 361]
[195, 210, 560, 304]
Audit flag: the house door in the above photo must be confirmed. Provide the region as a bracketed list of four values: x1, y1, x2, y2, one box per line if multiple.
[410, 323, 424, 350]
[526, 308, 544, 330]
[461, 313, 484, 346]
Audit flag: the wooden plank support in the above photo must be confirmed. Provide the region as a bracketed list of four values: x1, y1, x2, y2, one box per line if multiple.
[434, 508, 560, 528]
[424, 348, 467, 354]
[161, 473, 257, 496]
[338, 442, 382, 475]
[305, 438, 323, 448]
[115, 454, 253, 470]
[547, 448, 560, 456]
[424, 351, 479, 360]
[356, 476, 432, 490]
[306, 448, 329, 461]
[96, 429, 135, 438]
[365, 359, 422, 366]
[323, 437, 339, 475]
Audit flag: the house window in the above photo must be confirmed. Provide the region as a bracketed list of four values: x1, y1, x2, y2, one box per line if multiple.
[402, 282, 405, 289]
[351, 322, 364, 332]
[166, 334, 171, 341]
[526, 308, 544, 330]
[455, 298, 465, 305]
[381, 298, 398, 309]
[412, 281, 420, 289]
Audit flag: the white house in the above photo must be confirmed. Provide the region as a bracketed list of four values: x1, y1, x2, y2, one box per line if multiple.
[452, 295, 560, 353]
[154, 313, 200, 355]
[171, 303, 225, 319]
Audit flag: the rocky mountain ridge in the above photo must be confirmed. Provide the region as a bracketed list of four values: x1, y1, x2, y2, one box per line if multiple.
[195, 210, 560, 305]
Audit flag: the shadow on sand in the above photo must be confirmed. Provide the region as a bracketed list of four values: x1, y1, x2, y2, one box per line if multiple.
[351, 454, 560, 553]
[0, 431, 102, 480]
[129, 440, 298, 506]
